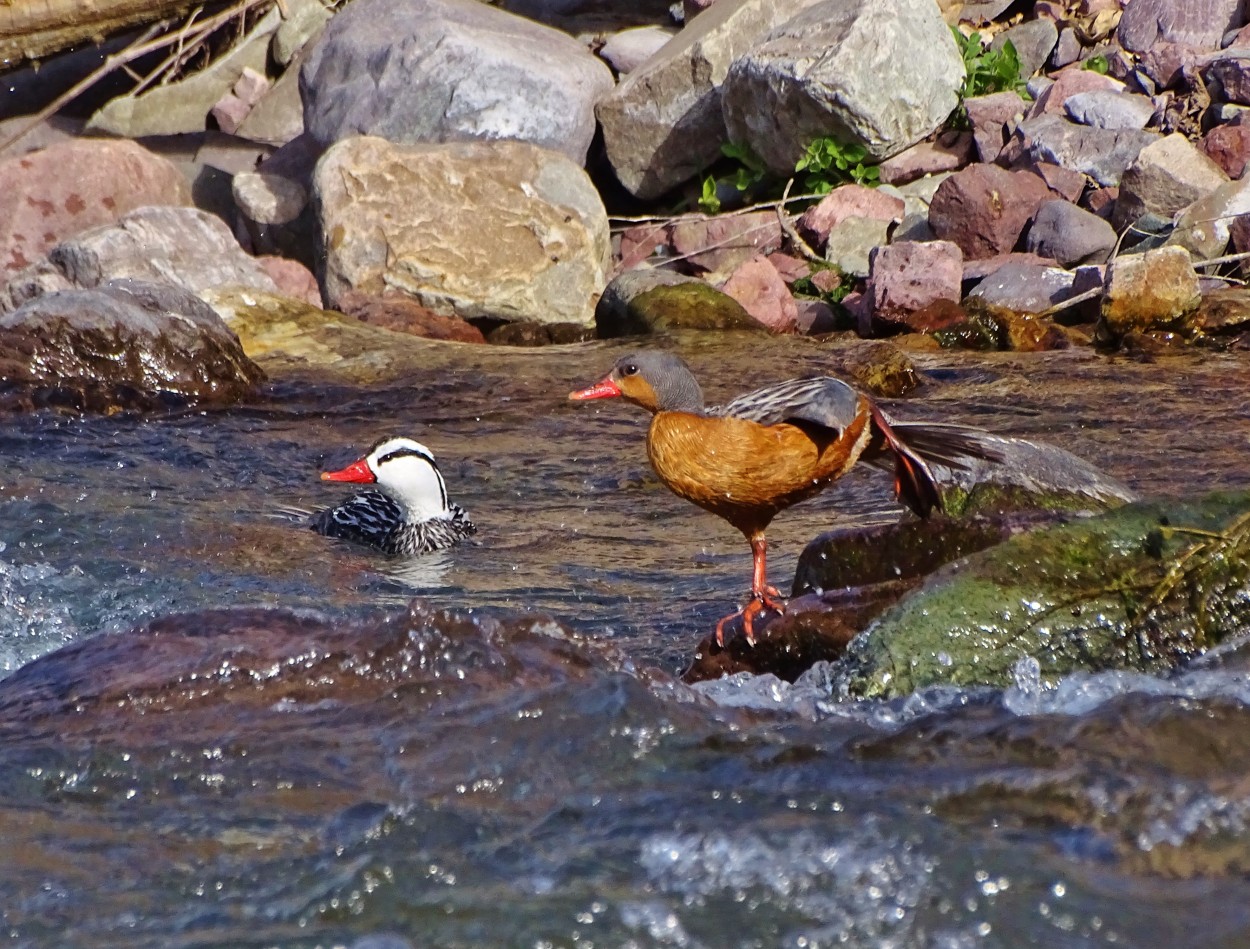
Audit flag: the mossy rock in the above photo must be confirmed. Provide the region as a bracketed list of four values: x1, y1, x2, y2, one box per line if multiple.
[595, 271, 765, 337]
[836, 490, 1250, 699]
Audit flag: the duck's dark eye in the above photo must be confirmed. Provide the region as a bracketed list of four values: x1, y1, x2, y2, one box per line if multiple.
[620, 364, 639, 377]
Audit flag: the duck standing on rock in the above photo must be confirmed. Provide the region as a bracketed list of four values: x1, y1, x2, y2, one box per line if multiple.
[309, 436, 476, 556]
[569, 351, 1000, 646]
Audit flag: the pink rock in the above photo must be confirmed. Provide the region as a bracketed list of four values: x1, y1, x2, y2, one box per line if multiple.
[793, 298, 839, 335]
[876, 132, 973, 185]
[212, 94, 252, 135]
[617, 222, 671, 272]
[258, 255, 323, 308]
[337, 289, 486, 343]
[765, 251, 811, 283]
[1202, 122, 1250, 178]
[868, 239, 964, 330]
[796, 185, 905, 248]
[1028, 69, 1123, 118]
[0, 138, 191, 280]
[233, 67, 271, 106]
[719, 254, 798, 332]
[1084, 186, 1119, 218]
[963, 251, 1056, 282]
[928, 163, 1056, 260]
[965, 92, 1028, 163]
[670, 211, 783, 276]
[1030, 161, 1088, 202]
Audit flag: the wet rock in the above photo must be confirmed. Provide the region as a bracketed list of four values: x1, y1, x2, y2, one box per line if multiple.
[986, 306, 1074, 352]
[0, 139, 191, 282]
[1009, 113, 1159, 187]
[833, 339, 920, 397]
[838, 490, 1250, 698]
[928, 164, 1055, 260]
[669, 211, 784, 278]
[0, 279, 264, 412]
[793, 298, 839, 335]
[336, 289, 485, 343]
[867, 239, 963, 333]
[313, 136, 609, 326]
[1167, 175, 1250, 260]
[964, 91, 1027, 163]
[88, 5, 281, 137]
[301, 0, 613, 165]
[594, 269, 765, 337]
[486, 321, 594, 346]
[597, 0, 823, 199]
[201, 286, 464, 381]
[1118, 0, 1244, 53]
[1113, 133, 1230, 231]
[718, 254, 798, 332]
[797, 184, 905, 250]
[1026, 198, 1118, 265]
[722, 0, 963, 174]
[1064, 89, 1157, 130]
[1195, 286, 1250, 334]
[874, 132, 973, 186]
[1100, 245, 1202, 339]
[598, 25, 675, 75]
[0, 206, 279, 314]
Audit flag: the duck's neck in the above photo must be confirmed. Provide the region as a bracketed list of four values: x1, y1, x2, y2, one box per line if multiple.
[652, 372, 705, 414]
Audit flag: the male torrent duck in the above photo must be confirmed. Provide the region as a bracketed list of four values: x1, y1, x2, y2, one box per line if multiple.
[311, 435, 475, 556]
[569, 351, 999, 646]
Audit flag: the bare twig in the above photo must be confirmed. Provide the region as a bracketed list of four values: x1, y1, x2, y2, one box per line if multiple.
[776, 177, 823, 263]
[1038, 283, 1103, 317]
[609, 189, 830, 231]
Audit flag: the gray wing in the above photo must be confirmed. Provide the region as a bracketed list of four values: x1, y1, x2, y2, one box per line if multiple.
[709, 377, 861, 432]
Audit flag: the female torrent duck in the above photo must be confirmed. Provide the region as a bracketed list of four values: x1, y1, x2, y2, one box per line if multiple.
[569, 351, 998, 646]
[311, 436, 475, 556]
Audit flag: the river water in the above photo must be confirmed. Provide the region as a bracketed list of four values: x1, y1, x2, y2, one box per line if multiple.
[1, 336, 1249, 948]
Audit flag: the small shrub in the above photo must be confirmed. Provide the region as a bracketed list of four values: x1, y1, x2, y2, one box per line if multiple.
[953, 27, 1030, 99]
[795, 137, 879, 193]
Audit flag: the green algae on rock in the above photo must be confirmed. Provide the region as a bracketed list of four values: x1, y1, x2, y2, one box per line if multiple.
[835, 491, 1250, 699]
[595, 273, 766, 337]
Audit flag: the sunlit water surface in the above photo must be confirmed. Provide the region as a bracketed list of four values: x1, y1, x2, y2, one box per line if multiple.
[1, 337, 1249, 948]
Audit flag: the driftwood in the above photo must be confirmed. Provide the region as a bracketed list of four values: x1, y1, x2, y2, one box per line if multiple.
[0, 0, 233, 66]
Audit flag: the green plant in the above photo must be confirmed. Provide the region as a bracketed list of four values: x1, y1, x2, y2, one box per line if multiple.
[1083, 54, 1110, 75]
[697, 141, 772, 213]
[795, 137, 879, 193]
[952, 27, 1030, 99]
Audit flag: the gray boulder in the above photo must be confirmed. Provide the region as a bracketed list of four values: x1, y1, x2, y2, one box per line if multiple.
[597, 0, 826, 200]
[301, 0, 614, 164]
[721, 0, 964, 175]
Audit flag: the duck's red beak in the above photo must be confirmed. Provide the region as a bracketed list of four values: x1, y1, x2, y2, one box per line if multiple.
[321, 458, 375, 483]
[568, 376, 621, 400]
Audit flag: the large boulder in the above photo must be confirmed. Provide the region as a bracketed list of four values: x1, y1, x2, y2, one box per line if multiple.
[313, 136, 609, 326]
[301, 0, 613, 164]
[721, 0, 964, 176]
[596, 0, 826, 200]
[0, 206, 280, 314]
[0, 279, 264, 412]
[0, 140, 191, 282]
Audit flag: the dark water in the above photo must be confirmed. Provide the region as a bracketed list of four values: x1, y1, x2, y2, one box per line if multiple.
[2, 337, 1249, 948]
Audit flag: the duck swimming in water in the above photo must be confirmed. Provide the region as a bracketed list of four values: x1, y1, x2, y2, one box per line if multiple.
[310, 435, 475, 557]
[569, 351, 1001, 646]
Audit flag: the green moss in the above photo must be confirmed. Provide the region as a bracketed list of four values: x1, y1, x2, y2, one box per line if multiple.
[839, 492, 1250, 698]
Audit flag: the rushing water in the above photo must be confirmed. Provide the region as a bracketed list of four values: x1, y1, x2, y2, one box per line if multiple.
[1, 336, 1249, 948]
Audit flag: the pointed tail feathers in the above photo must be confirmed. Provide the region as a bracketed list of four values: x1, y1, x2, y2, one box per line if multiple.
[867, 408, 1008, 518]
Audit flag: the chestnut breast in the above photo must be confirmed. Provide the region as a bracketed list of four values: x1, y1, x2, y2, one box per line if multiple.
[646, 404, 873, 533]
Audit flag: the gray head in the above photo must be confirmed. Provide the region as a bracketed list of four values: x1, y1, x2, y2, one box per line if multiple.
[568, 351, 705, 414]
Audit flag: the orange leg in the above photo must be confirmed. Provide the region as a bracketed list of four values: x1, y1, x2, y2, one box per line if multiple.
[715, 534, 786, 647]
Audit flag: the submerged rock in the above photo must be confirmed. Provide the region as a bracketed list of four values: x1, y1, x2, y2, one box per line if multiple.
[594, 270, 766, 337]
[838, 490, 1250, 699]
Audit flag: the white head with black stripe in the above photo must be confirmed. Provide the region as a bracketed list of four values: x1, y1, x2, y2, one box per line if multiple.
[320, 436, 449, 521]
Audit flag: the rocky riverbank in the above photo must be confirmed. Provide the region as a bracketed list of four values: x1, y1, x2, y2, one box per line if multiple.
[1, 0, 1248, 689]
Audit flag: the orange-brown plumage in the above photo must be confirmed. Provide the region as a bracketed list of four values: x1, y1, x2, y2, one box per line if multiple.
[569, 350, 998, 646]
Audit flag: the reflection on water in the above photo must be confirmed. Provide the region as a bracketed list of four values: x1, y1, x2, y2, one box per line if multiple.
[0, 336, 1248, 947]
